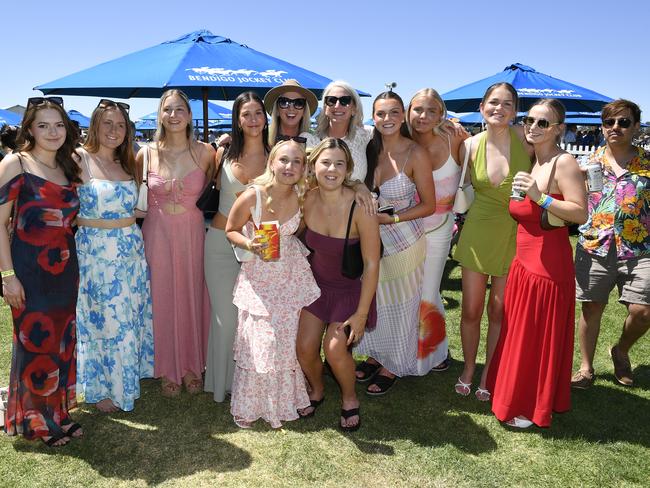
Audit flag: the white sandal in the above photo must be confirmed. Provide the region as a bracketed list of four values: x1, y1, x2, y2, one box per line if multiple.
[475, 387, 491, 402]
[454, 378, 471, 396]
[505, 416, 533, 429]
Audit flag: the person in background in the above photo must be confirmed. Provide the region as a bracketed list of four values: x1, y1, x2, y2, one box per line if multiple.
[571, 99, 650, 389]
[138, 89, 214, 397]
[453, 82, 534, 401]
[406, 88, 469, 374]
[0, 124, 19, 161]
[204, 92, 270, 403]
[297, 137, 380, 431]
[75, 99, 154, 413]
[226, 140, 320, 429]
[488, 98, 587, 428]
[563, 124, 577, 145]
[0, 97, 82, 446]
[263, 79, 318, 146]
[355, 91, 435, 395]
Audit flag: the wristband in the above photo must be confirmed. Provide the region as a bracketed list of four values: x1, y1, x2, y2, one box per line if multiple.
[537, 194, 553, 209]
[393, 214, 400, 224]
[245, 239, 252, 251]
[1, 269, 15, 278]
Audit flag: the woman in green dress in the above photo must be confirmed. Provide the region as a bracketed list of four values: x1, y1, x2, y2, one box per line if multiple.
[453, 83, 534, 401]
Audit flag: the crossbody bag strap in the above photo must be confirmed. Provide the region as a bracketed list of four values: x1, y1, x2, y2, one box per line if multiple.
[252, 185, 262, 226]
[545, 154, 561, 194]
[344, 200, 356, 247]
[458, 137, 473, 188]
[142, 146, 149, 184]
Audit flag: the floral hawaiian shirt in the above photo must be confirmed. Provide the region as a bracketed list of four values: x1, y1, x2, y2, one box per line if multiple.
[578, 145, 650, 259]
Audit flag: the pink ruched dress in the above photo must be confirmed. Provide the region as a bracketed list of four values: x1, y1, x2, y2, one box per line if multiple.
[142, 166, 211, 385]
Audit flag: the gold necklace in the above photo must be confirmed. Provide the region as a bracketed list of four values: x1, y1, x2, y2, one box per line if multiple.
[30, 151, 58, 170]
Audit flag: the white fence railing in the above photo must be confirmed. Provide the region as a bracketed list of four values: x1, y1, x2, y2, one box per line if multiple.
[560, 143, 596, 156]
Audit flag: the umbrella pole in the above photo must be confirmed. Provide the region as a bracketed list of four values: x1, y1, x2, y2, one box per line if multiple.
[202, 87, 209, 143]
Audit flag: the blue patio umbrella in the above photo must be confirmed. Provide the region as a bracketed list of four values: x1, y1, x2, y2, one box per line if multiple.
[0, 108, 22, 126]
[442, 63, 613, 113]
[135, 119, 157, 130]
[67, 110, 91, 128]
[36, 30, 368, 140]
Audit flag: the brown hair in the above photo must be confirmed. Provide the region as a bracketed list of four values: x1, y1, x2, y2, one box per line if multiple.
[155, 89, 194, 142]
[16, 101, 81, 183]
[601, 99, 641, 125]
[84, 104, 135, 176]
[481, 82, 519, 113]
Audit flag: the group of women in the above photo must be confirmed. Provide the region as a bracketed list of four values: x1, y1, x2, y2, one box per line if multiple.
[1, 78, 589, 446]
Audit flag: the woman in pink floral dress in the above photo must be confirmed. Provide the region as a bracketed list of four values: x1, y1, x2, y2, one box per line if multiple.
[226, 140, 320, 428]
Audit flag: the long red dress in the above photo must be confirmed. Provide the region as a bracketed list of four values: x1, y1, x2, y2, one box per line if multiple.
[487, 195, 574, 427]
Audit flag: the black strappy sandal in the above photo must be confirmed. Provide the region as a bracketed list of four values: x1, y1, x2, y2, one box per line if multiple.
[339, 407, 361, 432]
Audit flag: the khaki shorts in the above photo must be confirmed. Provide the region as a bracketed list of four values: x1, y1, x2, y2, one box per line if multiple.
[575, 245, 650, 305]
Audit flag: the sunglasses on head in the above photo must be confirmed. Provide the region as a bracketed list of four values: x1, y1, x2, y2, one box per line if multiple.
[27, 96, 64, 108]
[602, 117, 632, 129]
[277, 97, 306, 110]
[522, 116, 559, 129]
[324, 95, 353, 107]
[275, 135, 307, 144]
[98, 99, 130, 113]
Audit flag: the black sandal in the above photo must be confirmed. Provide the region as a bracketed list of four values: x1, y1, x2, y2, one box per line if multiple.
[339, 407, 361, 432]
[298, 397, 325, 419]
[62, 422, 83, 439]
[40, 432, 70, 447]
[355, 361, 381, 383]
[366, 374, 397, 396]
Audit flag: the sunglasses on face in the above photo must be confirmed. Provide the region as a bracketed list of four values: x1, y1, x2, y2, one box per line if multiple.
[602, 117, 632, 129]
[27, 96, 64, 108]
[277, 97, 306, 110]
[275, 135, 307, 144]
[522, 116, 559, 129]
[324, 95, 353, 107]
[98, 98, 130, 113]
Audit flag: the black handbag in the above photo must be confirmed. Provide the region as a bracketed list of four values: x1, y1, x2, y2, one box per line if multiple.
[196, 157, 223, 218]
[341, 201, 364, 279]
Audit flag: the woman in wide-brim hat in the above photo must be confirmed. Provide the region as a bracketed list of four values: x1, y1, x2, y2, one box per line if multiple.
[264, 79, 318, 147]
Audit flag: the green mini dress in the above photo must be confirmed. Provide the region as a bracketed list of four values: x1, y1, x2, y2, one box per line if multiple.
[453, 129, 530, 277]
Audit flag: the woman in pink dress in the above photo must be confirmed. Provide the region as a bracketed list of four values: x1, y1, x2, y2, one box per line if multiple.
[226, 140, 320, 429]
[138, 89, 215, 396]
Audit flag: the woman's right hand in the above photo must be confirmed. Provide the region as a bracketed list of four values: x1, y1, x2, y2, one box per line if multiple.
[245, 235, 267, 257]
[3, 276, 25, 309]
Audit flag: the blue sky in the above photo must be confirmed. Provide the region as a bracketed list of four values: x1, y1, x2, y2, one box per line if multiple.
[3, 0, 649, 122]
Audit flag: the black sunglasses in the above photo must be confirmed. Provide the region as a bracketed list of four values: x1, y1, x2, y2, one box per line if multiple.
[98, 99, 130, 113]
[277, 97, 306, 110]
[522, 116, 559, 129]
[324, 95, 353, 107]
[275, 135, 307, 144]
[602, 117, 632, 129]
[27, 96, 64, 108]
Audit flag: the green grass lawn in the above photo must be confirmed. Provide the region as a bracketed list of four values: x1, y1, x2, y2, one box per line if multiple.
[1, 254, 648, 488]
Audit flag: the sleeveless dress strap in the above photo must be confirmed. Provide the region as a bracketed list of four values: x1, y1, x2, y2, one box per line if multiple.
[80, 149, 95, 180]
[399, 146, 414, 173]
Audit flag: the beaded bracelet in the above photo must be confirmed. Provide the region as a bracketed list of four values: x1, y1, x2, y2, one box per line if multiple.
[1, 269, 15, 278]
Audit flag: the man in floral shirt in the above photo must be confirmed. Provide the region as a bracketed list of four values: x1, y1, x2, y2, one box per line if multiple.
[572, 99, 650, 389]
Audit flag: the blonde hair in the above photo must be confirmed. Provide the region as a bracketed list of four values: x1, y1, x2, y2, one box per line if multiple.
[252, 140, 307, 217]
[307, 137, 356, 189]
[154, 89, 194, 143]
[315, 80, 364, 139]
[405, 88, 448, 137]
[268, 103, 311, 147]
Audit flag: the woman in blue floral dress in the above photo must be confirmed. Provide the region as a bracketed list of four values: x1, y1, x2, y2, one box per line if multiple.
[75, 100, 154, 413]
[1, 97, 82, 447]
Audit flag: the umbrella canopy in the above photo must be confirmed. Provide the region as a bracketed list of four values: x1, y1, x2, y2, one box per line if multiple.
[442, 63, 613, 113]
[0, 108, 22, 126]
[139, 99, 232, 121]
[67, 110, 91, 128]
[135, 119, 157, 130]
[35, 30, 357, 99]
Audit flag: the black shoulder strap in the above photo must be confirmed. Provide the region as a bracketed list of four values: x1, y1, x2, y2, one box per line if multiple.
[344, 200, 356, 246]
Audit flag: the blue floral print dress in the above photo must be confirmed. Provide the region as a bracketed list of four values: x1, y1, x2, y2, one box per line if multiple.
[75, 149, 154, 411]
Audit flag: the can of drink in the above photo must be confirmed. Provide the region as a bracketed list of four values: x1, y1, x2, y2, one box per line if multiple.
[510, 187, 526, 201]
[585, 163, 604, 192]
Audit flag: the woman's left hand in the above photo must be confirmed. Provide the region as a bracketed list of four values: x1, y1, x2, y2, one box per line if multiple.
[340, 313, 367, 346]
[513, 171, 542, 202]
[377, 212, 395, 225]
[354, 184, 377, 215]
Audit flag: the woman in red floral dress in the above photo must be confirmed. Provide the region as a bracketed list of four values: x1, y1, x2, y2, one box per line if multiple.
[0, 97, 82, 447]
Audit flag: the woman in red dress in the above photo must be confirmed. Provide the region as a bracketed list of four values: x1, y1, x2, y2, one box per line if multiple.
[488, 99, 587, 428]
[0, 97, 82, 446]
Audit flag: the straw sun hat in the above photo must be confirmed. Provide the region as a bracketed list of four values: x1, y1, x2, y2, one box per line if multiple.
[263, 79, 319, 116]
